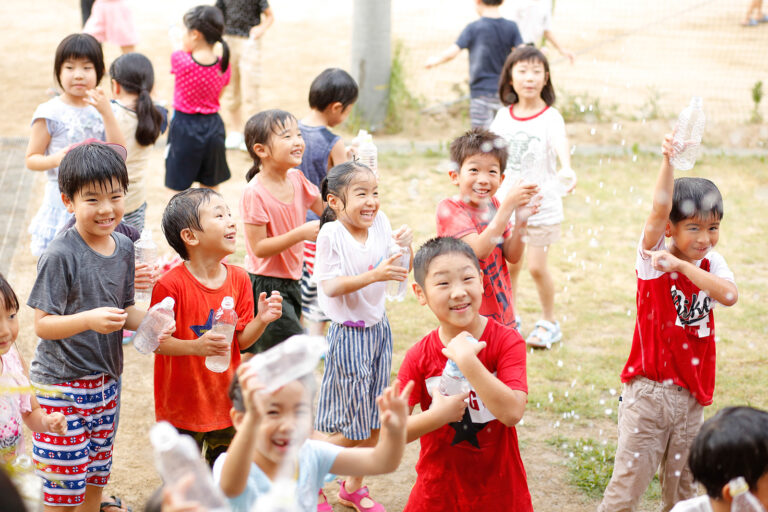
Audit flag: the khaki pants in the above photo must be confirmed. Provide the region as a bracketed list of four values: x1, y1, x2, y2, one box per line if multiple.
[221, 35, 262, 121]
[598, 377, 704, 512]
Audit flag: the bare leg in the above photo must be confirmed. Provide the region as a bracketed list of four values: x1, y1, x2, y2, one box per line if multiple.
[120, 45, 135, 54]
[527, 245, 555, 323]
[44, 485, 124, 512]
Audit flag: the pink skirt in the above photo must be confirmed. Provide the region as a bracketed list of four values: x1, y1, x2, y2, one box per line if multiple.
[84, 0, 138, 47]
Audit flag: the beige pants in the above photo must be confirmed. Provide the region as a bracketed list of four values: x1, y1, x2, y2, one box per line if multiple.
[598, 376, 704, 512]
[221, 35, 261, 120]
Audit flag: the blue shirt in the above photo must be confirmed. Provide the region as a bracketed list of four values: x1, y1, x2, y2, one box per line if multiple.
[297, 122, 340, 221]
[456, 17, 523, 97]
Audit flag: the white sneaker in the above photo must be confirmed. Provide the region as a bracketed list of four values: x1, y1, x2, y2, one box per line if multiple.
[225, 132, 244, 150]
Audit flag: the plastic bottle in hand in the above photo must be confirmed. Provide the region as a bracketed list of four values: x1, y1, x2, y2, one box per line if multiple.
[555, 167, 577, 196]
[244, 335, 328, 393]
[358, 132, 378, 176]
[205, 296, 237, 373]
[133, 297, 175, 354]
[670, 96, 705, 171]
[150, 421, 229, 512]
[134, 228, 158, 304]
[729, 477, 766, 512]
[438, 336, 479, 396]
[386, 245, 409, 302]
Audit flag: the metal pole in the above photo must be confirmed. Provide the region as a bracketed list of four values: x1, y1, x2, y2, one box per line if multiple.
[351, 0, 391, 131]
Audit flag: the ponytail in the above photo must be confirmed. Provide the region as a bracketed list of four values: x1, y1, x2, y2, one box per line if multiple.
[243, 109, 298, 182]
[183, 5, 228, 72]
[110, 53, 163, 146]
[319, 177, 336, 227]
[245, 161, 260, 182]
[135, 89, 163, 146]
[218, 36, 229, 73]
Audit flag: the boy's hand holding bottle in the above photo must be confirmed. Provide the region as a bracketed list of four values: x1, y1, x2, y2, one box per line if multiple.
[86, 307, 128, 334]
[43, 411, 68, 436]
[501, 182, 539, 212]
[195, 329, 229, 358]
[642, 249, 683, 274]
[255, 291, 283, 325]
[428, 385, 468, 424]
[515, 193, 542, 225]
[441, 331, 487, 371]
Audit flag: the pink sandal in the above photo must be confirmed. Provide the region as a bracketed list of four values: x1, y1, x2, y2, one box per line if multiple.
[337, 480, 385, 512]
[318, 490, 333, 512]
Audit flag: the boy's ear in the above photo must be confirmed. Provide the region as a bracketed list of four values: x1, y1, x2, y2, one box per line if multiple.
[180, 227, 199, 249]
[412, 282, 428, 306]
[720, 483, 735, 503]
[230, 408, 244, 429]
[329, 101, 345, 115]
[61, 193, 75, 214]
[449, 169, 460, 186]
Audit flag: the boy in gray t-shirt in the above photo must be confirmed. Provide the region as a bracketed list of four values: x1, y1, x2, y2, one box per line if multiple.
[27, 142, 173, 510]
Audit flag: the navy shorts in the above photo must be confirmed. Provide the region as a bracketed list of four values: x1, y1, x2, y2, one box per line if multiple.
[165, 111, 231, 191]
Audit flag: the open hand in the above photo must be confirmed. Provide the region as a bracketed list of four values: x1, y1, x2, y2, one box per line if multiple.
[86, 307, 127, 334]
[378, 380, 414, 432]
[84, 87, 110, 115]
[256, 291, 283, 324]
[45, 412, 68, 436]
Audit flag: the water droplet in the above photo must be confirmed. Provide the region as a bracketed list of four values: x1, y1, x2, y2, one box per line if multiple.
[605, 408, 613, 416]
[674, 470, 681, 477]
[627, 460, 634, 468]
[590, 128, 596, 135]
[674, 453, 681, 460]
[632, 155, 638, 162]
[691, 357, 700, 366]
[609, 388, 617, 396]
[670, 272, 678, 279]
[633, 452, 640, 458]
[557, 360, 564, 367]
[628, 366, 634, 373]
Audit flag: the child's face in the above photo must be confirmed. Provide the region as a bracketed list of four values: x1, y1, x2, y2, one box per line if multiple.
[510, 59, 548, 102]
[190, 194, 237, 257]
[414, 252, 484, 332]
[265, 119, 305, 170]
[329, 170, 379, 235]
[666, 214, 720, 263]
[253, 381, 312, 468]
[63, 178, 125, 245]
[59, 57, 97, 98]
[450, 153, 503, 208]
[0, 300, 19, 357]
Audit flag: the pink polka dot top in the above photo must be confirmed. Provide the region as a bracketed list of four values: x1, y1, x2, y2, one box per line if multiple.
[171, 50, 231, 114]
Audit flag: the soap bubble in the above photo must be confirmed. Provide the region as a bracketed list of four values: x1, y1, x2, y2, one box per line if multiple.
[493, 137, 506, 149]
[605, 408, 613, 416]
[691, 357, 700, 366]
[480, 141, 493, 153]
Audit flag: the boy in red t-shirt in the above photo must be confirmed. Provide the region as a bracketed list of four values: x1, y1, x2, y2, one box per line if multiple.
[152, 188, 283, 465]
[598, 136, 738, 511]
[397, 236, 532, 511]
[436, 127, 538, 329]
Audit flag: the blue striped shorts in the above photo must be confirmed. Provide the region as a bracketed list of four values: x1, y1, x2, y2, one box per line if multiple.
[314, 316, 393, 440]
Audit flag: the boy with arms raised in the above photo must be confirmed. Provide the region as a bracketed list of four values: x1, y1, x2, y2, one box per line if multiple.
[599, 137, 738, 512]
[397, 237, 532, 511]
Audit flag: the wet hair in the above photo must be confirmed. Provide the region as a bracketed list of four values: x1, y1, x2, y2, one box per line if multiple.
[688, 406, 768, 499]
[319, 161, 375, 227]
[58, 143, 129, 201]
[0, 468, 26, 512]
[498, 45, 556, 107]
[670, 177, 723, 224]
[161, 188, 221, 260]
[229, 371, 317, 413]
[244, 109, 299, 181]
[413, 237, 482, 287]
[54, 33, 105, 89]
[183, 5, 229, 72]
[110, 53, 163, 146]
[0, 273, 19, 314]
[481, 0, 504, 5]
[450, 127, 508, 172]
[308, 68, 359, 111]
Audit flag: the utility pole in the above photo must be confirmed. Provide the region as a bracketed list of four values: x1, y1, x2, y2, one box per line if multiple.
[350, 0, 391, 131]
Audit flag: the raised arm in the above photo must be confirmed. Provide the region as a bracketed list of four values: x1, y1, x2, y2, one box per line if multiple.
[425, 44, 461, 69]
[237, 291, 283, 350]
[643, 135, 676, 251]
[320, 252, 406, 298]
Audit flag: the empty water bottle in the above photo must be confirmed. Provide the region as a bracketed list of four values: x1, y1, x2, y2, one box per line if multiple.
[555, 167, 577, 196]
[438, 336, 479, 396]
[241, 335, 328, 393]
[670, 96, 705, 171]
[386, 245, 409, 302]
[206, 297, 237, 373]
[358, 132, 378, 176]
[133, 297, 175, 354]
[134, 228, 158, 304]
[729, 477, 766, 512]
[150, 421, 230, 511]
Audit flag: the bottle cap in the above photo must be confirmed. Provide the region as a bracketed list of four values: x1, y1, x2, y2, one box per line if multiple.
[159, 297, 175, 309]
[221, 296, 235, 309]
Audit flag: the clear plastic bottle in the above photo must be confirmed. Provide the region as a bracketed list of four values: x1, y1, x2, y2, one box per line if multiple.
[555, 167, 577, 196]
[241, 335, 328, 393]
[149, 421, 230, 512]
[729, 477, 766, 512]
[205, 296, 237, 373]
[670, 96, 706, 171]
[134, 229, 158, 304]
[386, 245, 409, 302]
[358, 133, 378, 176]
[133, 297, 175, 354]
[438, 336, 479, 396]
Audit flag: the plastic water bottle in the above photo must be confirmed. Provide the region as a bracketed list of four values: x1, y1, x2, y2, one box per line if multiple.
[134, 229, 158, 304]
[149, 422, 230, 512]
[438, 336, 479, 396]
[205, 297, 237, 373]
[358, 132, 378, 176]
[241, 335, 328, 393]
[555, 167, 577, 196]
[386, 245, 409, 302]
[729, 477, 766, 512]
[133, 297, 175, 354]
[670, 96, 705, 171]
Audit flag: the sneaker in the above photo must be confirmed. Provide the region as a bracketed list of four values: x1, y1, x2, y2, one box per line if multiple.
[225, 132, 244, 150]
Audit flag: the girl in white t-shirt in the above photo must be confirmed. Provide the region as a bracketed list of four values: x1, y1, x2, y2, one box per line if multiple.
[490, 45, 575, 349]
[313, 161, 412, 510]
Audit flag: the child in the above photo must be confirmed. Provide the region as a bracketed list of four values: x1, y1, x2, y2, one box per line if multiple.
[213, 364, 413, 512]
[83, 0, 138, 54]
[0, 273, 67, 465]
[741, 0, 768, 26]
[240, 109, 323, 355]
[598, 136, 738, 512]
[216, 0, 274, 149]
[109, 52, 167, 231]
[397, 236, 532, 511]
[313, 161, 412, 510]
[25, 33, 126, 257]
[27, 142, 166, 509]
[508, 0, 575, 63]
[425, 0, 522, 129]
[490, 45, 575, 347]
[436, 127, 538, 329]
[298, 68, 359, 336]
[165, 5, 232, 193]
[671, 406, 768, 511]
[153, 188, 283, 466]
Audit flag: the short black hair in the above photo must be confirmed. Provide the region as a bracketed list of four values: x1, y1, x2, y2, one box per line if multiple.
[229, 370, 317, 413]
[414, 237, 482, 287]
[308, 68, 359, 111]
[162, 188, 221, 260]
[689, 406, 768, 498]
[498, 45, 556, 107]
[481, 0, 503, 4]
[54, 33, 105, 89]
[670, 177, 723, 224]
[58, 143, 129, 200]
[449, 127, 508, 172]
[0, 273, 19, 314]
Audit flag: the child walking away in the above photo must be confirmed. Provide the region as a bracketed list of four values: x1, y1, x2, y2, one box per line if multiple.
[153, 188, 283, 466]
[25, 33, 126, 257]
[83, 0, 139, 54]
[298, 68, 359, 336]
[313, 161, 413, 511]
[240, 110, 324, 355]
[0, 273, 67, 465]
[397, 237, 532, 511]
[490, 45, 575, 347]
[165, 5, 232, 193]
[109, 53, 168, 231]
[598, 135, 738, 512]
[27, 142, 173, 509]
[437, 127, 539, 330]
[508, 0, 575, 63]
[216, 0, 274, 150]
[425, 0, 522, 129]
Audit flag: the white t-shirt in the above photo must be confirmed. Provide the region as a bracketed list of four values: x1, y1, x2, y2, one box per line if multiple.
[508, 0, 552, 45]
[670, 495, 713, 512]
[490, 105, 566, 226]
[315, 211, 397, 327]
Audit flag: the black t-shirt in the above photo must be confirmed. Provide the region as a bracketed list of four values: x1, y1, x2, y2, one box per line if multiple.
[456, 17, 523, 97]
[215, 0, 270, 37]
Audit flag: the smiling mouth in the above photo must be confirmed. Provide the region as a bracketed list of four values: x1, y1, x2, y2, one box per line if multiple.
[95, 218, 114, 226]
[224, 232, 236, 241]
[450, 302, 471, 312]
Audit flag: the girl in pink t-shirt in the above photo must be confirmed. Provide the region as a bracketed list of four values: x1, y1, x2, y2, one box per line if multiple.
[240, 109, 323, 356]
